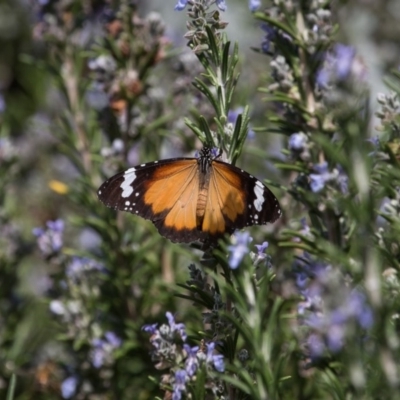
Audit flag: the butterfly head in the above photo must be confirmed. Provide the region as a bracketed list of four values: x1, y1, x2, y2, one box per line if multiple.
[196, 147, 222, 174]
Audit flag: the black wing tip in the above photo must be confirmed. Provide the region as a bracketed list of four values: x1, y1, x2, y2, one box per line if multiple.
[270, 203, 282, 223]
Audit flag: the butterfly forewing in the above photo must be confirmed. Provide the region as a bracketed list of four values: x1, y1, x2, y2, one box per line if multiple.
[99, 159, 189, 212]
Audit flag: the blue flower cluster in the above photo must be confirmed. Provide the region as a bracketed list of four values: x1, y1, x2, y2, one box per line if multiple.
[91, 332, 122, 368]
[317, 44, 357, 88]
[60, 332, 122, 399]
[143, 312, 225, 399]
[32, 219, 64, 257]
[228, 231, 253, 269]
[175, 0, 227, 11]
[292, 252, 373, 359]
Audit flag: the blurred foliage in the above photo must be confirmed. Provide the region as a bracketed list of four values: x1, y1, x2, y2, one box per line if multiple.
[1, 0, 400, 399]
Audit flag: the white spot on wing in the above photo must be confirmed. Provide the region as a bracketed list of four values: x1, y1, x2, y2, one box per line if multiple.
[125, 200, 130, 206]
[253, 181, 264, 212]
[121, 169, 136, 198]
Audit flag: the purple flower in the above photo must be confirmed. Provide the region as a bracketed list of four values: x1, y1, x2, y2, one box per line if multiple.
[175, 0, 226, 11]
[66, 257, 104, 279]
[316, 68, 329, 87]
[206, 342, 225, 372]
[91, 341, 106, 368]
[294, 253, 374, 358]
[47, 219, 63, 232]
[260, 23, 293, 55]
[335, 44, 355, 80]
[227, 107, 243, 124]
[216, 0, 227, 11]
[292, 252, 328, 314]
[288, 132, 308, 151]
[32, 219, 64, 257]
[309, 162, 348, 194]
[61, 376, 78, 399]
[305, 313, 343, 354]
[317, 44, 356, 87]
[195, 147, 220, 159]
[297, 285, 323, 315]
[91, 332, 122, 368]
[346, 291, 374, 329]
[324, 311, 347, 352]
[210, 147, 221, 158]
[249, 0, 261, 11]
[255, 241, 268, 255]
[143, 313, 190, 366]
[293, 252, 328, 281]
[304, 288, 373, 354]
[142, 323, 158, 334]
[227, 107, 255, 139]
[105, 331, 122, 347]
[228, 231, 252, 269]
[174, 0, 188, 11]
[253, 241, 269, 266]
[166, 312, 187, 341]
[172, 370, 187, 400]
[260, 23, 276, 54]
[307, 333, 325, 359]
[309, 162, 330, 192]
[184, 344, 200, 376]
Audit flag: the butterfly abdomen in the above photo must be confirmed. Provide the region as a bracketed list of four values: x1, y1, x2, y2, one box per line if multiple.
[196, 166, 211, 228]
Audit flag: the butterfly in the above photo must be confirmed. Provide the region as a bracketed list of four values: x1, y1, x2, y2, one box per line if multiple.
[98, 147, 281, 243]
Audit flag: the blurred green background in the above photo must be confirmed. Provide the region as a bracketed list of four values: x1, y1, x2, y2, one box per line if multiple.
[1, 0, 400, 399]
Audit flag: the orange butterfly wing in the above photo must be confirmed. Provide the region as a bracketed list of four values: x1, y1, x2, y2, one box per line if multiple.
[98, 149, 281, 243]
[146, 160, 204, 242]
[98, 158, 206, 242]
[200, 160, 281, 239]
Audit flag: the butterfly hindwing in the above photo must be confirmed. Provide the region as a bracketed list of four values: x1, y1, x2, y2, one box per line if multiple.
[200, 161, 246, 238]
[205, 160, 281, 235]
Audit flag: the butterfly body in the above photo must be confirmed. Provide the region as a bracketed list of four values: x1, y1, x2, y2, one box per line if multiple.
[98, 147, 281, 243]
